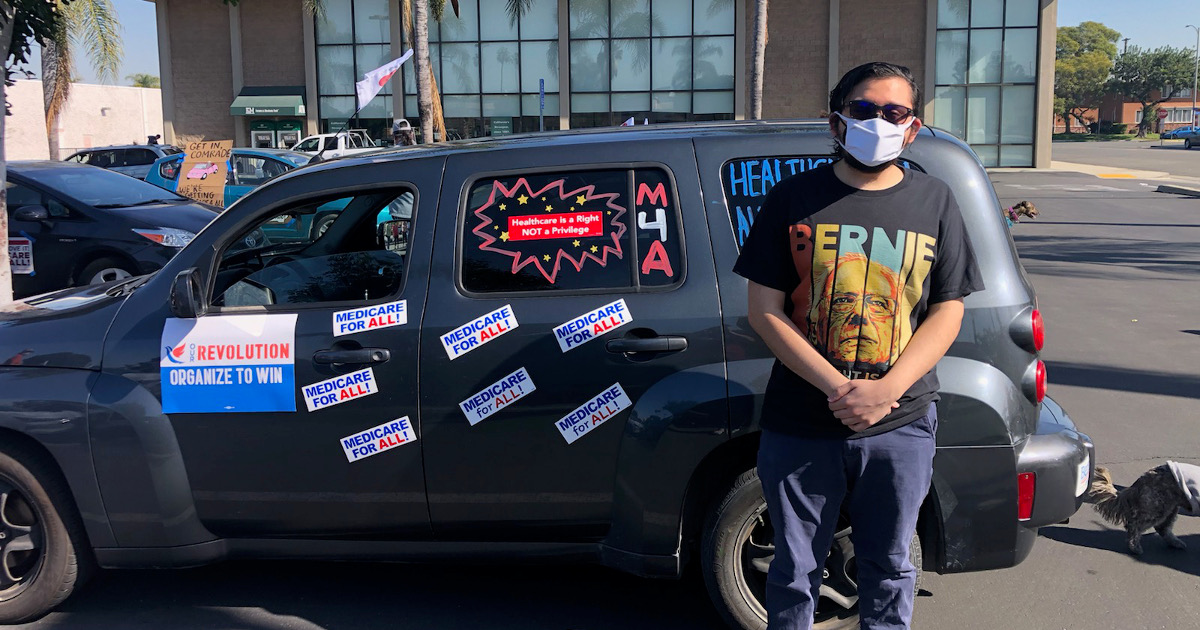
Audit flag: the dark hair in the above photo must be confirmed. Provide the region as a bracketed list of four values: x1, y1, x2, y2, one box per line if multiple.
[828, 62, 921, 117]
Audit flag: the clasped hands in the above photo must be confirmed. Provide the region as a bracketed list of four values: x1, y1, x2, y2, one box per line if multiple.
[828, 378, 901, 433]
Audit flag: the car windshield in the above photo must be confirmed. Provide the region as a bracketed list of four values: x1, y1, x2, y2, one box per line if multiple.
[272, 151, 315, 167]
[26, 166, 187, 207]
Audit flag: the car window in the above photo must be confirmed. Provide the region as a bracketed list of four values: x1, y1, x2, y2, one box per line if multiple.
[720, 156, 924, 251]
[233, 156, 293, 186]
[5, 181, 42, 212]
[211, 188, 415, 308]
[123, 149, 157, 166]
[158, 157, 184, 181]
[66, 152, 89, 163]
[460, 167, 684, 294]
[294, 138, 319, 152]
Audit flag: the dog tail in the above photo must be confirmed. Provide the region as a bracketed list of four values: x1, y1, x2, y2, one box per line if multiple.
[1089, 467, 1127, 526]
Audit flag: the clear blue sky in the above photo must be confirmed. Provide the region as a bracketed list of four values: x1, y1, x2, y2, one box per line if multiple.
[23, 0, 1200, 86]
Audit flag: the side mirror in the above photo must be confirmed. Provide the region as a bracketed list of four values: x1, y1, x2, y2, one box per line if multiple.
[170, 268, 207, 319]
[13, 205, 50, 222]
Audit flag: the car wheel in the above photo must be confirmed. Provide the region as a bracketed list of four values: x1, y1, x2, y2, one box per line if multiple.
[0, 444, 92, 624]
[312, 214, 336, 240]
[702, 469, 922, 630]
[77, 258, 135, 286]
[1186, 139, 1194, 150]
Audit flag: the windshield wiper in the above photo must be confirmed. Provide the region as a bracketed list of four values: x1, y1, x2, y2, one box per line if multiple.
[104, 274, 151, 296]
[93, 198, 184, 209]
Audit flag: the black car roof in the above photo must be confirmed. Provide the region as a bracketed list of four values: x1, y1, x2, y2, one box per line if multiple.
[9, 160, 97, 174]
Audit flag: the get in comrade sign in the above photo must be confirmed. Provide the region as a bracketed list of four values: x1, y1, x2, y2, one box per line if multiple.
[176, 140, 233, 208]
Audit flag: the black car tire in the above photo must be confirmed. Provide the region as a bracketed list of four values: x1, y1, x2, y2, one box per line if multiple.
[1186, 138, 1194, 150]
[311, 214, 336, 240]
[702, 468, 922, 630]
[0, 444, 92, 624]
[76, 258, 136, 287]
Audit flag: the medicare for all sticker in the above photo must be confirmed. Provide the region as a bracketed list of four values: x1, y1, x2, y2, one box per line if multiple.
[333, 300, 406, 337]
[441, 304, 519, 360]
[553, 299, 632, 352]
[554, 383, 632, 444]
[459, 367, 536, 425]
[341, 416, 416, 462]
[303, 367, 377, 412]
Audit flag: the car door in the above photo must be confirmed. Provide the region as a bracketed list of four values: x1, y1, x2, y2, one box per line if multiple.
[97, 158, 442, 539]
[419, 140, 725, 539]
[5, 176, 89, 297]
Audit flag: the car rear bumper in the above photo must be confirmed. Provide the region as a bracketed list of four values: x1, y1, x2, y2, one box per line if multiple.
[1016, 396, 1094, 529]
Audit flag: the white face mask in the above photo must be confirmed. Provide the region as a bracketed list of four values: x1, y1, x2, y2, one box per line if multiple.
[835, 112, 915, 167]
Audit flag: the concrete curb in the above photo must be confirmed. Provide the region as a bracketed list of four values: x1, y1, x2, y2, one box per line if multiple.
[1156, 184, 1200, 197]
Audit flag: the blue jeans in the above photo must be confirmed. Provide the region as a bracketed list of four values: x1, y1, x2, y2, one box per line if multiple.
[757, 404, 937, 630]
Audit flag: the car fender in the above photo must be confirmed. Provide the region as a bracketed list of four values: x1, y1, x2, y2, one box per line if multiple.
[0, 367, 117, 548]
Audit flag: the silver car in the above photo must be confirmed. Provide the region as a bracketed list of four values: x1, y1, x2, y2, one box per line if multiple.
[64, 144, 183, 180]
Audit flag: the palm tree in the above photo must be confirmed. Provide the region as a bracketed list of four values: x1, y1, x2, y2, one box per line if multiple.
[126, 73, 159, 88]
[750, 0, 767, 119]
[42, 0, 123, 160]
[411, 0, 433, 143]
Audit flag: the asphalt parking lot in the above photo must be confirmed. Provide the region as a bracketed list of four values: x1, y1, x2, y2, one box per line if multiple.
[13, 168, 1200, 630]
[1052, 138, 1200, 181]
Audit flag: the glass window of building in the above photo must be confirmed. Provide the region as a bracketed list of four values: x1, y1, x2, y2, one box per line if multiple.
[568, 0, 734, 128]
[930, 0, 1038, 167]
[401, 0, 562, 139]
[315, 0, 396, 144]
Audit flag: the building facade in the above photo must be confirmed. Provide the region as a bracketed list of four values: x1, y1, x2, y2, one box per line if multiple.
[5, 80, 165, 160]
[152, 0, 1057, 167]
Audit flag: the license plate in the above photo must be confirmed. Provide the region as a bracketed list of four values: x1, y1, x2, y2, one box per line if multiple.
[1075, 454, 1090, 497]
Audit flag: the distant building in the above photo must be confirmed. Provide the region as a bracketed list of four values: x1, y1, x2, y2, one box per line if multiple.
[1054, 88, 1198, 134]
[148, 0, 1058, 167]
[4, 79, 165, 160]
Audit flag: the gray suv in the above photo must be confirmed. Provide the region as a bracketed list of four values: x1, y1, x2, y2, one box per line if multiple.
[64, 144, 183, 180]
[0, 121, 1093, 628]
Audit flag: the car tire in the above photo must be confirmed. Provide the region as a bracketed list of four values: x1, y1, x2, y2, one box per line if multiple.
[76, 258, 135, 286]
[701, 468, 922, 630]
[311, 214, 336, 240]
[0, 443, 93, 624]
[1186, 139, 1194, 150]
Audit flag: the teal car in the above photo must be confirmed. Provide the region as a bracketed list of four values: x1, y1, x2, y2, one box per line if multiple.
[147, 148, 344, 240]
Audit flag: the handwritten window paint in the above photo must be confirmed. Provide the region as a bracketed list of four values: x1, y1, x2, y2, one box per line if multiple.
[461, 168, 684, 293]
[721, 156, 924, 251]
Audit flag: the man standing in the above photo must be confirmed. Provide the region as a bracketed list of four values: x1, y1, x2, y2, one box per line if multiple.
[733, 62, 982, 629]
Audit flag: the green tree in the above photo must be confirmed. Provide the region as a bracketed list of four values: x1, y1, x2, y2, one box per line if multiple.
[2, 0, 74, 304]
[1108, 45, 1195, 137]
[1055, 22, 1120, 133]
[126, 72, 158, 88]
[42, 0, 123, 160]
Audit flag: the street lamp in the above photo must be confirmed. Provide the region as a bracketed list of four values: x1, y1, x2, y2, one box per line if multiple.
[1189, 25, 1199, 129]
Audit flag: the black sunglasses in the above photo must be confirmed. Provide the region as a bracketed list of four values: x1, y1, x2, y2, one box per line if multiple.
[844, 100, 914, 124]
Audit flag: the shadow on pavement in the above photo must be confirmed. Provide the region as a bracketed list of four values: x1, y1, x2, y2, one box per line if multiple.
[1012, 234, 1200, 279]
[16, 561, 726, 630]
[1039, 525, 1200, 578]
[1045, 361, 1200, 400]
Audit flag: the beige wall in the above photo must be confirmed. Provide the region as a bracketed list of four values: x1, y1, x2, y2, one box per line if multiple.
[5, 80, 165, 160]
[746, 0, 831, 119]
[838, 0, 927, 86]
[165, 0, 235, 141]
[239, 0, 306, 87]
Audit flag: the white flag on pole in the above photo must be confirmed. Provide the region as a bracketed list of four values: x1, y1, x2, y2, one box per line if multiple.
[355, 49, 414, 110]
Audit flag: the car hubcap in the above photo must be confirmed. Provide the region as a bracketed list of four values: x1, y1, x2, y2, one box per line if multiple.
[737, 508, 859, 625]
[0, 480, 43, 600]
[90, 267, 132, 285]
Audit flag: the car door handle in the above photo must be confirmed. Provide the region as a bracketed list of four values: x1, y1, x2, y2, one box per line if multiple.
[313, 348, 390, 365]
[605, 336, 688, 354]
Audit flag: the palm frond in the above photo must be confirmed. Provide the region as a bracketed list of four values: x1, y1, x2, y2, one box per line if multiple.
[506, 0, 533, 26]
[64, 0, 123, 84]
[302, 0, 326, 19]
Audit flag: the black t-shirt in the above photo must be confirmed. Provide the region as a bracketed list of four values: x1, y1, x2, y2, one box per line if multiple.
[733, 164, 983, 439]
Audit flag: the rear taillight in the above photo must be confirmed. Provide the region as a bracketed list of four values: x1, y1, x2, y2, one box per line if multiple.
[1017, 472, 1036, 521]
[1031, 309, 1044, 351]
[1035, 360, 1046, 402]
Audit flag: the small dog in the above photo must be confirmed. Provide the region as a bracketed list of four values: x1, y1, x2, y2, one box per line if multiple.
[1090, 462, 1200, 554]
[1003, 200, 1039, 227]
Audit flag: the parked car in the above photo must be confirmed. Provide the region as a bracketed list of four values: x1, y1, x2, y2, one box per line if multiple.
[63, 144, 183, 180]
[1182, 129, 1200, 149]
[0, 122, 1093, 628]
[145, 147, 343, 239]
[1160, 125, 1197, 140]
[290, 132, 379, 159]
[3, 161, 218, 299]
